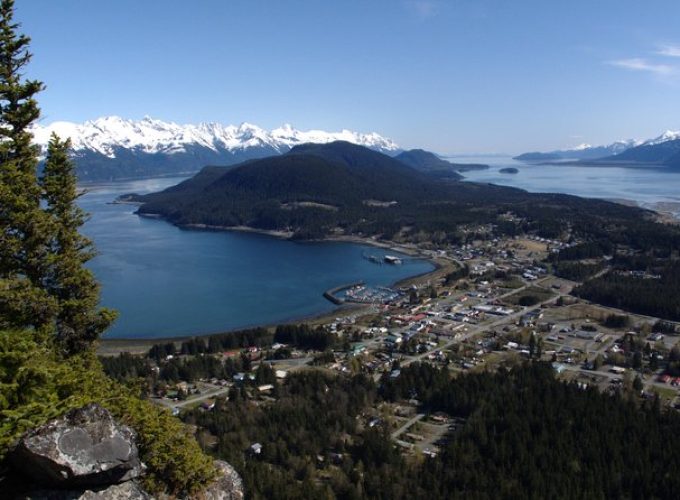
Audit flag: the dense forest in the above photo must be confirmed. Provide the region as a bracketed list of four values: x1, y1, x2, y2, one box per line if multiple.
[574, 261, 680, 321]
[130, 141, 680, 247]
[180, 363, 680, 499]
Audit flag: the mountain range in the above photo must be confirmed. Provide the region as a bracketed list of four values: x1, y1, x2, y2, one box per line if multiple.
[31, 116, 400, 181]
[514, 130, 680, 165]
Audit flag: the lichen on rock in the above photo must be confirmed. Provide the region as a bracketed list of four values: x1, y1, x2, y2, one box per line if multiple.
[10, 403, 143, 488]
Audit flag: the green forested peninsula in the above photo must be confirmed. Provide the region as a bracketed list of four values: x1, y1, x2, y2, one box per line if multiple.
[133, 141, 675, 246]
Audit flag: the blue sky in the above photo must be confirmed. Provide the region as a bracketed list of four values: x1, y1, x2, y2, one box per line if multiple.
[16, 0, 680, 154]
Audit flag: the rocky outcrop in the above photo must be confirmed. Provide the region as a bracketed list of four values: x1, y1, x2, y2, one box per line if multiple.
[15, 481, 151, 500]
[10, 404, 142, 488]
[5, 404, 244, 500]
[197, 460, 244, 500]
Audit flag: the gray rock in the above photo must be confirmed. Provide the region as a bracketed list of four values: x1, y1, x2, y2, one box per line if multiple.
[10, 404, 143, 488]
[14, 481, 151, 500]
[196, 460, 244, 500]
[77, 481, 151, 500]
[159, 460, 244, 500]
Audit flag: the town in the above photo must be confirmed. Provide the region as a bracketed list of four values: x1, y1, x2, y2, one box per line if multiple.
[101, 228, 680, 462]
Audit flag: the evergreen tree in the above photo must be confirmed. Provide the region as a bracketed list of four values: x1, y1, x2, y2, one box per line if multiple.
[0, 0, 55, 332]
[40, 134, 116, 353]
[0, 0, 113, 352]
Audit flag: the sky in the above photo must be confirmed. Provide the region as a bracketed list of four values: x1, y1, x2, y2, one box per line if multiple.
[15, 0, 680, 154]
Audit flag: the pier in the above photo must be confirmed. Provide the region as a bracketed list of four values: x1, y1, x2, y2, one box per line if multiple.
[323, 281, 365, 305]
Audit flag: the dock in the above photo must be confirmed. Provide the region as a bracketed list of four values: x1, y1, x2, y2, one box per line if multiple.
[323, 281, 365, 305]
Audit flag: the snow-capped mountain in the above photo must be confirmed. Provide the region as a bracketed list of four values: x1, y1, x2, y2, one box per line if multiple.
[603, 132, 680, 168]
[514, 130, 680, 168]
[31, 116, 400, 181]
[514, 138, 640, 162]
[640, 130, 680, 147]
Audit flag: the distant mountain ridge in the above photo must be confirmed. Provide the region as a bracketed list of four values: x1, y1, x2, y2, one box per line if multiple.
[31, 116, 400, 181]
[514, 139, 639, 162]
[600, 138, 680, 167]
[515, 130, 680, 166]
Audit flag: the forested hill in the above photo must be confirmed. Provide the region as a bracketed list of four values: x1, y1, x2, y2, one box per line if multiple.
[394, 149, 488, 179]
[131, 141, 674, 244]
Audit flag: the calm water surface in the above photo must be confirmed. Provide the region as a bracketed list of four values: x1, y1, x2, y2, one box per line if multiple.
[81, 177, 434, 339]
[454, 156, 680, 217]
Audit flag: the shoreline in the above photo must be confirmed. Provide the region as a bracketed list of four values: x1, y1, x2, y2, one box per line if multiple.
[98, 225, 447, 355]
[79, 171, 196, 186]
[96, 176, 674, 353]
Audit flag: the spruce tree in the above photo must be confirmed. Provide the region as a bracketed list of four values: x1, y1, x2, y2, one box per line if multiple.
[0, 0, 56, 332]
[0, 0, 114, 352]
[41, 134, 116, 354]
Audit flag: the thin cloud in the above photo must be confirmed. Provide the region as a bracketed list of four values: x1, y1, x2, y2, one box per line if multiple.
[608, 58, 676, 76]
[406, 0, 437, 20]
[657, 44, 680, 58]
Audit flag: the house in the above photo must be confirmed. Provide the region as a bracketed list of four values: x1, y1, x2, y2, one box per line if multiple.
[350, 344, 367, 356]
[200, 400, 215, 411]
[386, 332, 403, 344]
[249, 443, 262, 455]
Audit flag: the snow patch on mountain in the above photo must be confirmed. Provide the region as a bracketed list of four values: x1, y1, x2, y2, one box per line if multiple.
[642, 130, 680, 147]
[31, 116, 400, 158]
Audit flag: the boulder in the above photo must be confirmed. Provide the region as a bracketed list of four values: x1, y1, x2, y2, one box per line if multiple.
[197, 460, 244, 500]
[15, 481, 151, 500]
[10, 404, 143, 488]
[161, 460, 244, 500]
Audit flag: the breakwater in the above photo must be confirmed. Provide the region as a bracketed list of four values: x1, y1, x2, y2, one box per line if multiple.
[323, 281, 364, 305]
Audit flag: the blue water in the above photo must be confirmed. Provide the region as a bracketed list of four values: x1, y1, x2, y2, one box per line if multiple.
[453, 155, 680, 216]
[80, 177, 434, 339]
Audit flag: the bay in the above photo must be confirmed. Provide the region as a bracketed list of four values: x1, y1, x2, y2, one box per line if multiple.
[80, 177, 434, 339]
[454, 155, 680, 218]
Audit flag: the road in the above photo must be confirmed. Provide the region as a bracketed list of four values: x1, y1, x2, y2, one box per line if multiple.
[154, 385, 232, 410]
[401, 278, 559, 369]
[391, 413, 426, 439]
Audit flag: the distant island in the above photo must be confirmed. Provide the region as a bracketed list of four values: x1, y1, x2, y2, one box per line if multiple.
[513, 152, 562, 162]
[499, 167, 518, 174]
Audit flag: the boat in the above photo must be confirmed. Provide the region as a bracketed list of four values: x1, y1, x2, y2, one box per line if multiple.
[384, 255, 402, 265]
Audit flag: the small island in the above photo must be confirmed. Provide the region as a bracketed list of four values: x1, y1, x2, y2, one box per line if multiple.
[499, 167, 519, 174]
